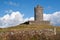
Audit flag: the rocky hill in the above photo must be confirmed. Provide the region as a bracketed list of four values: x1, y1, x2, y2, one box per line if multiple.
[0, 24, 60, 40]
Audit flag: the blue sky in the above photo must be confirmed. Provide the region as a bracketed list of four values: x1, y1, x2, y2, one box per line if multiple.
[0, 0, 60, 28]
[0, 0, 60, 18]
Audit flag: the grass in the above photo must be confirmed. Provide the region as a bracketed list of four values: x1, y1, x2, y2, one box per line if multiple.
[0, 24, 60, 40]
[0, 24, 60, 32]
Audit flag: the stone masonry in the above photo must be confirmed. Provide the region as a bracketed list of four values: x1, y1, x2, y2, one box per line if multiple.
[29, 5, 50, 25]
[34, 5, 43, 22]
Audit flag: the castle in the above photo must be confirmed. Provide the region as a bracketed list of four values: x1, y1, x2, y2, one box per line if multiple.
[23, 5, 50, 25]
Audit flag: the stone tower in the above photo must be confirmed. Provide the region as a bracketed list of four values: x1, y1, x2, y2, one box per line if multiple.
[34, 5, 43, 22]
[22, 5, 50, 25]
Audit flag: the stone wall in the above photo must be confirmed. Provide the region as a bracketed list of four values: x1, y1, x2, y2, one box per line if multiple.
[29, 21, 50, 25]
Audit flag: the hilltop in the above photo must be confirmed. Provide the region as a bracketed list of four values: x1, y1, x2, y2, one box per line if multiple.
[0, 24, 60, 32]
[0, 24, 60, 40]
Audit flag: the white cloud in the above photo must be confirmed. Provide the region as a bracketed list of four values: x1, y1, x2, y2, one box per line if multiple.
[5, 10, 13, 13]
[0, 11, 24, 28]
[0, 11, 34, 28]
[24, 18, 29, 22]
[44, 6, 53, 11]
[43, 11, 60, 26]
[0, 11, 60, 28]
[43, 13, 51, 21]
[28, 17, 34, 21]
[23, 17, 34, 22]
[9, 1, 19, 6]
[4, 1, 19, 6]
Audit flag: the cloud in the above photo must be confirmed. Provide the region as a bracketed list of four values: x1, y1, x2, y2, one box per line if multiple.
[44, 6, 52, 10]
[29, 17, 34, 21]
[43, 11, 60, 26]
[5, 10, 13, 13]
[0, 11, 60, 28]
[43, 13, 51, 21]
[0, 11, 34, 28]
[23, 17, 34, 22]
[25, 11, 60, 26]
[4, 1, 19, 6]
[0, 11, 24, 28]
